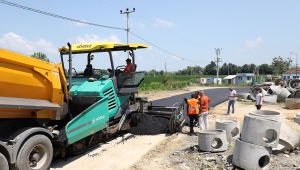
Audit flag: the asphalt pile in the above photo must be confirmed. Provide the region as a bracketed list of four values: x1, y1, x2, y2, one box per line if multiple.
[129, 113, 169, 135]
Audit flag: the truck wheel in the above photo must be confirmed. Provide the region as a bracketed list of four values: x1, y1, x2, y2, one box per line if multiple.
[14, 134, 53, 170]
[0, 152, 9, 170]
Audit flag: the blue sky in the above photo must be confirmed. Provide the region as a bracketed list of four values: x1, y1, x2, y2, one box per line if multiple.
[0, 0, 299, 72]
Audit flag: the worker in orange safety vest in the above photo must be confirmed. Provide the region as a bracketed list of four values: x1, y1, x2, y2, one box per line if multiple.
[184, 94, 200, 134]
[123, 58, 135, 74]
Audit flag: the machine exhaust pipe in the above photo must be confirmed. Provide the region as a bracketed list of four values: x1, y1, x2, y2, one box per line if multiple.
[67, 42, 72, 88]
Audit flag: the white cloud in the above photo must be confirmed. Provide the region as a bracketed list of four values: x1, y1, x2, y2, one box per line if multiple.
[138, 22, 145, 28]
[148, 46, 153, 50]
[171, 55, 181, 61]
[231, 49, 245, 55]
[245, 37, 263, 52]
[153, 18, 175, 28]
[75, 34, 121, 43]
[0, 32, 57, 55]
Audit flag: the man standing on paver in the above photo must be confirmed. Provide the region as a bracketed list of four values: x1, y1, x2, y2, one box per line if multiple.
[198, 90, 211, 130]
[184, 94, 200, 134]
[255, 89, 263, 110]
[227, 87, 237, 115]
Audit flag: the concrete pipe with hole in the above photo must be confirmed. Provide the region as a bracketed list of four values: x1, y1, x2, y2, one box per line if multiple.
[198, 129, 227, 152]
[248, 110, 300, 151]
[285, 98, 300, 109]
[294, 90, 300, 98]
[215, 119, 240, 141]
[263, 94, 277, 104]
[273, 78, 285, 86]
[289, 78, 300, 90]
[250, 87, 267, 100]
[241, 114, 281, 148]
[236, 93, 250, 100]
[233, 138, 272, 170]
[286, 79, 292, 88]
[277, 88, 291, 102]
[294, 113, 300, 126]
[267, 86, 282, 95]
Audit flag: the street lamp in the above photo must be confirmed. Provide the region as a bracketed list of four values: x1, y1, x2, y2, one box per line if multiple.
[291, 52, 298, 78]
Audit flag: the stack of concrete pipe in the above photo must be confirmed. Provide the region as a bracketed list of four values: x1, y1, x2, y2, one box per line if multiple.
[248, 78, 300, 105]
[249, 110, 300, 152]
[232, 114, 281, 170]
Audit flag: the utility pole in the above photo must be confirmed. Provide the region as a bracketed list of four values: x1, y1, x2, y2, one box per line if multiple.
[214, 48, 222, 84]
[291, 52, 298, 78]
[120, 8, 135, 58]
[228, 63, 229, 75]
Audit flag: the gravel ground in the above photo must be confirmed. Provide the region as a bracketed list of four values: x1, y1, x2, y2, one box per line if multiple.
[169, 134, 300, 170]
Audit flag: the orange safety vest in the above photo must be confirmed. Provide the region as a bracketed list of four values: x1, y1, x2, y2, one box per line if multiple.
[187, 98, 199, 115]
[123, 63, 133, 73]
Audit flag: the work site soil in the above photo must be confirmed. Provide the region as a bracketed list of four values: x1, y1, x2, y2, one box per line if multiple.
[50, 86, 300, 170]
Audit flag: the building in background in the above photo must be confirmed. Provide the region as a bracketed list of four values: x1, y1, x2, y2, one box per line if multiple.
[236, 73, 254, 84]
[223, 75, 236, 84]
[282, 68, 300, 80]
[207, 77, 222, 85]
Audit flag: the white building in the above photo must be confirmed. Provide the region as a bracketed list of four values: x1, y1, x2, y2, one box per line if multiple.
[282, 69, 300, 80]
[223, 75, 236, 84]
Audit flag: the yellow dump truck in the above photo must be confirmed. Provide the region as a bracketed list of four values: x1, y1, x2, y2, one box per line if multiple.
[0, 42, 184, 170]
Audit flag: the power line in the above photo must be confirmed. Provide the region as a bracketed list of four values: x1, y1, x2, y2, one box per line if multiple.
[0, 0, 204, 64]
[0, 0, 126, 30]
[129, 31, 202, 63]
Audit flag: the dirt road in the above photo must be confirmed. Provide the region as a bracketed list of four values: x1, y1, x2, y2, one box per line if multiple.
[50, 86, 223, 170]
[50, 86, 300, 170]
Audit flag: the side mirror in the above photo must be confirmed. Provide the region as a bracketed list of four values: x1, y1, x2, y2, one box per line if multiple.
[89, 55, 94, 60]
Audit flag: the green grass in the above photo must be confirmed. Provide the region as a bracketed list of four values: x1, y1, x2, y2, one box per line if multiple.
[139, 75, 251, 92]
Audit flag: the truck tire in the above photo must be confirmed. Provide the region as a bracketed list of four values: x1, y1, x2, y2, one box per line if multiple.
[0, 152, 9, 170]
[13, 134, 53, 170]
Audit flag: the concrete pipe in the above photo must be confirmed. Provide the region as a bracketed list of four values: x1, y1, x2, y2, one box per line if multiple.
[232, 138, 272, 170]
[248, 110, 300, 151]
[289, 78, 300, 90]
[273, 78, 285, 86]
[236, 93, 250, 100]
[241, 115, 281, 148]
[286, 79, 292, 88]
[277, 88, 291, 102]
[215, 119, 240, 141]
[198, 129, 227, 152]
[250, 87, 267, 100]
[294, 90, 300, 98]
[294, 113, 300, 126]
[267, 86, 282, 95]
[285, 98, 300, 109]
[262, 94, 277, 104]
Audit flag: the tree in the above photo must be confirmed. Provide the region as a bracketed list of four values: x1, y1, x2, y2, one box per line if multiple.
[204, 61, 216, 75]
[159, 70, 164, 75]
[258, 64, 273, 74]
[271, 56, 291, 75]
[30, 52, 50, 62]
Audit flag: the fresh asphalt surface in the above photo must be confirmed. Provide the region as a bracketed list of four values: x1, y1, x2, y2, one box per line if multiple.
[152, 87, 250, 124]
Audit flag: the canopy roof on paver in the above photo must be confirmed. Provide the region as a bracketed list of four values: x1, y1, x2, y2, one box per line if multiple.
[58, 42, 148, 54]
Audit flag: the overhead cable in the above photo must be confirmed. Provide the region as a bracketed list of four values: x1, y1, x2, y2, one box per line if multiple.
[0, 0, 203, 63]
[0, 0, 126, 30]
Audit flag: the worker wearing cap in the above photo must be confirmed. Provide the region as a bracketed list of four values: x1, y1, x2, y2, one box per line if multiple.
[184, 94, 200, 134]
[123, 58, 135, 74]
